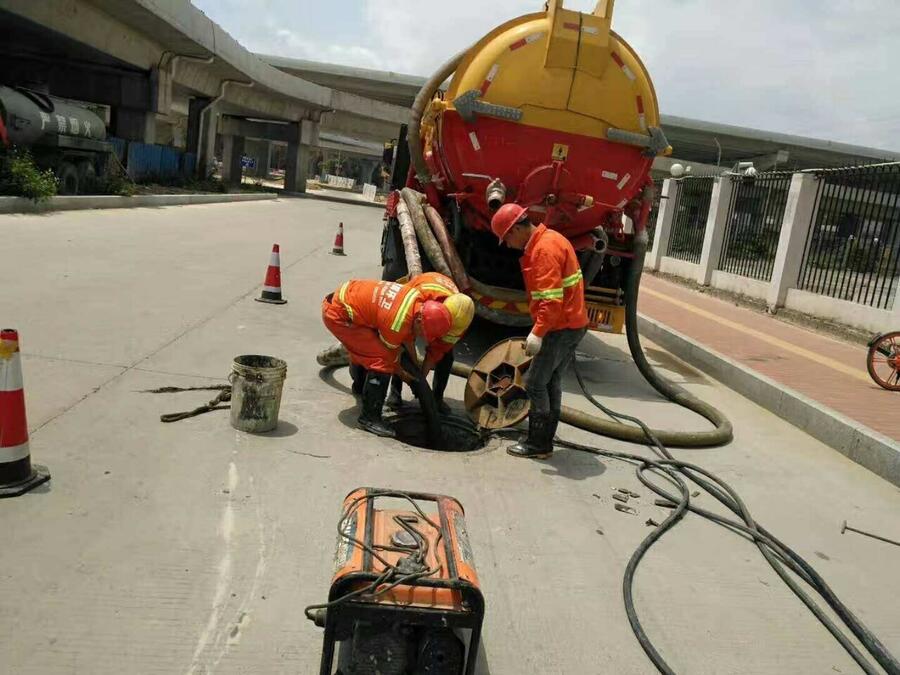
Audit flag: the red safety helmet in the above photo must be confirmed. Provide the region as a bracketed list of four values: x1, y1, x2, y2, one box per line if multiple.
[490, 203, 529, 242]
[419, 300, 452, 342]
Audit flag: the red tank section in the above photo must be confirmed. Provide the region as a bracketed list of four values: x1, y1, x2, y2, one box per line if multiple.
[426, 110, 653, 239]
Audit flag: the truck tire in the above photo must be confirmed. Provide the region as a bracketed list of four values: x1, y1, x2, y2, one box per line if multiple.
[77, 160, 96, 190]
[57, 162, 79, 195]
[381, 216, 409, 281]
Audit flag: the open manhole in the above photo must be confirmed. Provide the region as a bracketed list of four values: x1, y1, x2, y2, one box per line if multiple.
[389, 412, 485, 452]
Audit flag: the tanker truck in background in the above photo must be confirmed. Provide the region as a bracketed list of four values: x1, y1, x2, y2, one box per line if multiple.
[381, 0, 671, 332]
[0, 85, 112, 195]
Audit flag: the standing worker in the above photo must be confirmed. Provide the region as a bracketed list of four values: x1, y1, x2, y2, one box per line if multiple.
[321, 279, 452, 437]
[385, 272, 475, 414]
[491, 204, 588, 458]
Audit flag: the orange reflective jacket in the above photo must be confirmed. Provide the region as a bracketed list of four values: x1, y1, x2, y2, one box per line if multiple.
[520, 225, 588, 337]
[405, 272, 462, 363]
[332, 279, 422, 351]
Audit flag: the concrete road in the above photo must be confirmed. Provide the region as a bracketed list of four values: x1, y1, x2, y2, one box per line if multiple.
[1, 198, 898, 674]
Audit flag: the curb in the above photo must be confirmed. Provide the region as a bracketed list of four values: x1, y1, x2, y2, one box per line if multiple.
[0, 192, 278, 214]
[281, 190, 386, 210]
[638, 314, 900, 488]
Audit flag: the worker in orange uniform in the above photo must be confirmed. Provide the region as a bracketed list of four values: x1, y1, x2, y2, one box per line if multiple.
[491, 204, 588, 458]
[386, 272, 476, 414]
[322, 279, 453, 437]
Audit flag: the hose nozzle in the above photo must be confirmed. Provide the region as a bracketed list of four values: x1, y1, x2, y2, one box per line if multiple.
[485, 178, 506, 211]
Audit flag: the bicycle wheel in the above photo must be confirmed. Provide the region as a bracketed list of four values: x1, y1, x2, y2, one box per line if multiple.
[866, 331, 900, 391]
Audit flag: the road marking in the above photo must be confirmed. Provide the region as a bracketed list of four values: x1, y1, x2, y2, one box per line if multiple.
[641, 286, 871, 383]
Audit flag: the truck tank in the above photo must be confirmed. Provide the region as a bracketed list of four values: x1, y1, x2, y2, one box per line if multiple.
[388, 0, 670, 329]
[0, 86, 107, 147]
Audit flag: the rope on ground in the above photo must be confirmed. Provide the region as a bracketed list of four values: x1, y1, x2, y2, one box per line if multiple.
[141, 384, 232, 423]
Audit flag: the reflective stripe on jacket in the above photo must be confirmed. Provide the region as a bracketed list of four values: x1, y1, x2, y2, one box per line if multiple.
[332, 279, 421, 352]
[520, 225, 588, 337]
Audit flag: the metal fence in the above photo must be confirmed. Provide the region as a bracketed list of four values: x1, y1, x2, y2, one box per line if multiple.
[798, 163, 900, 309]
[666, 176, 715, 264]
[645, 179, 663, 248]
[718, 172, 792, 281]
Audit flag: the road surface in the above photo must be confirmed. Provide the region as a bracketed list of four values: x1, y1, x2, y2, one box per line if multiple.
[1, 198, 898, 674]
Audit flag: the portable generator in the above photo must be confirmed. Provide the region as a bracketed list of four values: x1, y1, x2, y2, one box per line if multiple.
[306, 488, 484, 675]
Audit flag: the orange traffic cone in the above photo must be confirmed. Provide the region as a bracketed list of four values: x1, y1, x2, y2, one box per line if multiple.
[0, 329, 50, 498]
[255, 244, 287, 305]
[331, 222, 346, 256]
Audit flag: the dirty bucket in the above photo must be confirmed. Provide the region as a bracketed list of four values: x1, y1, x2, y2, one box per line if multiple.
[229, 355, 287, 433]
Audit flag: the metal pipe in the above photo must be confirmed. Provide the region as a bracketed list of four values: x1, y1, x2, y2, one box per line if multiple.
[197, 79, 254, 176]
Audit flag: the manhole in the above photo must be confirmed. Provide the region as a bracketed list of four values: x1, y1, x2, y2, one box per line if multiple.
[389, 412, 485, 452]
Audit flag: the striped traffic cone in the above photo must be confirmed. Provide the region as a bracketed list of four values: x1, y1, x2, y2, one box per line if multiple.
[0, 329, 50, 498]
[255, 244, 287, 305]
[331, 222, 346, 256]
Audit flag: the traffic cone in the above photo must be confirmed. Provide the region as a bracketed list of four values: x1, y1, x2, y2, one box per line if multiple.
[0, 329, 50, 498]
[331, 222, 346, 256]
[255, 244, 287, 305]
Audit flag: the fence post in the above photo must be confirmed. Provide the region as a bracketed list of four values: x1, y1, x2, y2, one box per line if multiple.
[697, 175, 734, 285]
[766, 172, 819, 310]
[645, 178, 680, 271]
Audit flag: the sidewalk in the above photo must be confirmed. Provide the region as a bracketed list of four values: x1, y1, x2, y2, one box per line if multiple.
[638, 275, 898, 442]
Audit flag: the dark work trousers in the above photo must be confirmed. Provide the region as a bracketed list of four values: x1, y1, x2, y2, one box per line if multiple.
[524, 327, 587, 417]
[390, 350, 454, 401]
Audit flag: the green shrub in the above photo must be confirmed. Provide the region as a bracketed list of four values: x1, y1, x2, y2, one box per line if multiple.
[0, 148, 58, 202]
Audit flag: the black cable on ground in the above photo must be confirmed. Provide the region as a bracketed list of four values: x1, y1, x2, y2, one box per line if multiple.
[569, 360, 899, 675]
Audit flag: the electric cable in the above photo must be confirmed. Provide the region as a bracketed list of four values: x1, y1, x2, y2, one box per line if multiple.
[567, 360, 899, 675]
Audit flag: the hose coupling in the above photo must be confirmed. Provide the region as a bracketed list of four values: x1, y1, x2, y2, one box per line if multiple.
[485, 178, 506, 211]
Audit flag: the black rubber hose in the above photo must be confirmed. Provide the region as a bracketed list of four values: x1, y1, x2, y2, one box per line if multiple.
[571, 363, 899, 675]
[620, 232, 733, 446]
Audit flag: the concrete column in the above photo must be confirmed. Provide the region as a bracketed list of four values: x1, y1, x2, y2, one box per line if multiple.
[767, 172, 819, 310]
[197, 103, 219, 178]
[645, 179, 680, 271]
[221, 135, 245, 188]
[697, 175, 735, 285]
[284, 119, 320, 193]
[186, 97, 210, 156]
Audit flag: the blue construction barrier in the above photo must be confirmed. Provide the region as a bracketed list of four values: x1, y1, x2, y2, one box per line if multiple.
[110, 138, 195, 181]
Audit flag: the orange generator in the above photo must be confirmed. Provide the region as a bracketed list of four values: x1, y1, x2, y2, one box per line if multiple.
[306, 488, 484, 675]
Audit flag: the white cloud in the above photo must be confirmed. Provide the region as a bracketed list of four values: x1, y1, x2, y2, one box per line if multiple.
[194, 0, 900, 150]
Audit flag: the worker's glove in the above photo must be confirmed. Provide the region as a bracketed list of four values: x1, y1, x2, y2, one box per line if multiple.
[525, 332, 543, 356]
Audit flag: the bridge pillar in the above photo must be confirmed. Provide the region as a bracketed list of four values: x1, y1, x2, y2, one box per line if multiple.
[284, 119, 320, 193]
[221, 134, 246, 188]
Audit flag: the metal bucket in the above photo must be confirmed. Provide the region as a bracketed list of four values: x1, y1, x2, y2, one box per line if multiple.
[229, 355, 287, 433]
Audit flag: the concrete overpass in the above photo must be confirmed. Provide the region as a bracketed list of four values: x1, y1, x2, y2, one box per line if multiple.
[262, 55, 900, 173]
[0, 0, 408, 190]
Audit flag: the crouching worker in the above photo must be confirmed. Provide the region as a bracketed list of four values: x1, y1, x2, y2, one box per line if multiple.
[386, 272, 475, 414]
[491, 204, 589, 458]
[322, 279, 453, 437]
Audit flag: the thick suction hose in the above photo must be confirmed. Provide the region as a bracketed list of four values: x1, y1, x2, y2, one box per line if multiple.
[408, 50, 467, 184]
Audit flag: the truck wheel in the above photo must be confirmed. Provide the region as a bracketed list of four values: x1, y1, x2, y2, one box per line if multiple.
[57, 162, 79, 195]
[77, 160, 97, 191]
[381, 216, 409, 281]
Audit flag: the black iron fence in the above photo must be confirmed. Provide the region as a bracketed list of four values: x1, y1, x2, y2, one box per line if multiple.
[646, 179, 664, 248]
[666, 176, 715, 264]
[718, 172, 793, 281]
[798, 163, 900, 309]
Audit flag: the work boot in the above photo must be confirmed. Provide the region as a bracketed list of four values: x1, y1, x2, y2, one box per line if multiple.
[358, 373, 396, 438]
[385, 377, 403, 411]
[507, 412, 554, 459]
[349, 364, 366, 398]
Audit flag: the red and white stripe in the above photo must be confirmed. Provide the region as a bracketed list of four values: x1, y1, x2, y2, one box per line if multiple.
[601, 170, 619, 181]
[509, 32, 544, 51]
[611, 52, 637, 82]
[480, 64, 500, 95]
[263, 244, 283, 290]
[617, 173, 632, 190]
[269, 244, 282, 268]
[468, 132, 481, 152]
[0, 329, 30, 464]
[563, 21, 580, 31]
[636, 95, 647, 130]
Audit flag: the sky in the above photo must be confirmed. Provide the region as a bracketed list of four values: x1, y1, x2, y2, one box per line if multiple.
[191, 0, 900, 151]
